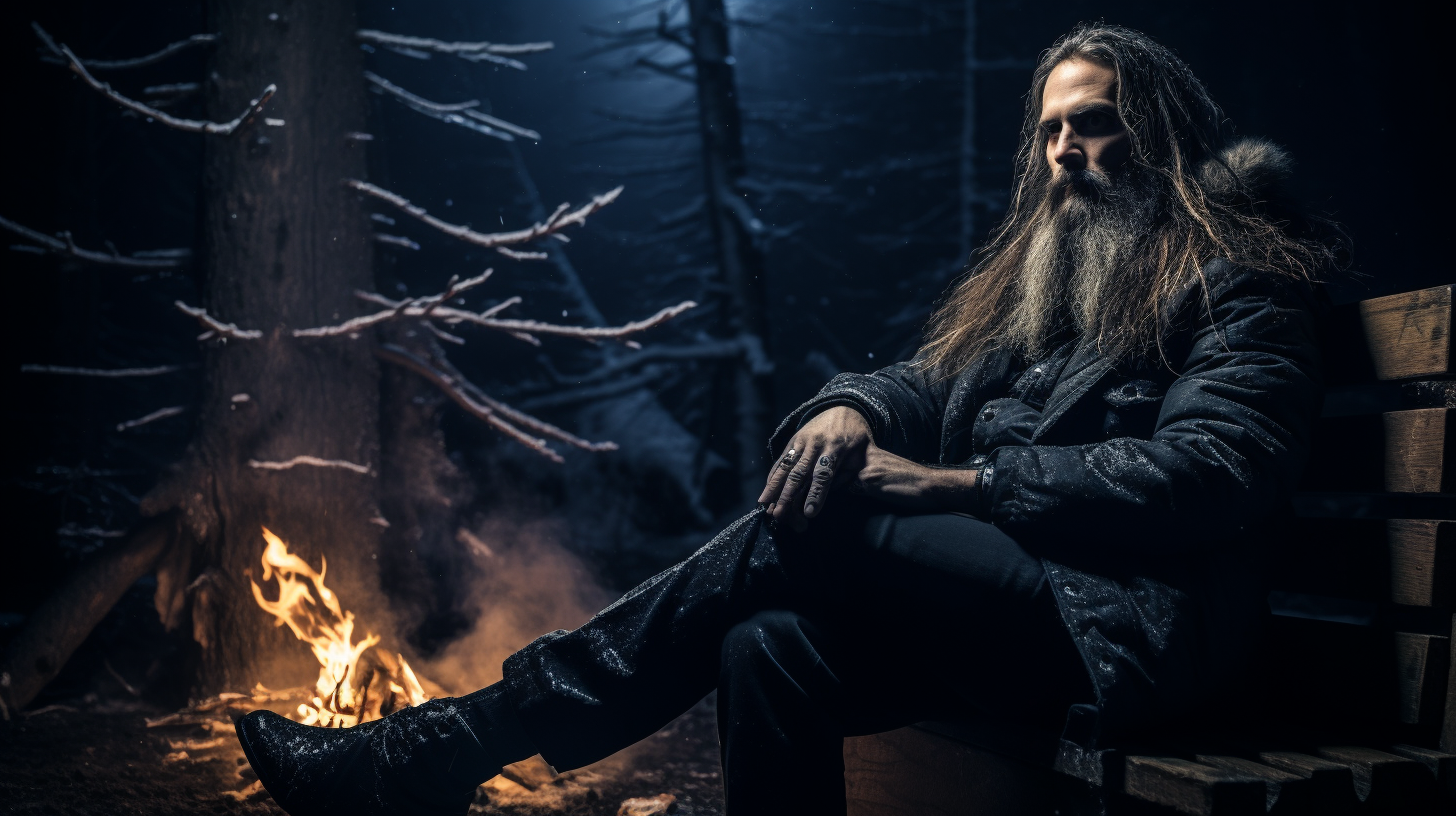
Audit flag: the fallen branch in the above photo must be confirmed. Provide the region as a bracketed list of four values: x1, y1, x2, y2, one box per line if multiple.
[21, 363, 184, 377]
[36, 25, 275, 136]
[0, 519, 173, 714]
[34, 23, 217, 70]
[2, 215, 190, 269]
[345, 179, 621, 249]
[116, 405, 186, 431]
[376, 344, 615, 462]
[248, 456, 373, 476]
[173, 301, 264, 340]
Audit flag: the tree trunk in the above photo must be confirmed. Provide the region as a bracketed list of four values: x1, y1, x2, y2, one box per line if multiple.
[144, 0, 384, 694]
[685, 0, 773, 505]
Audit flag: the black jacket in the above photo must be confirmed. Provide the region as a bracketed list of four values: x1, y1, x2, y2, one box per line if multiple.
[770, 257, 1323, 740]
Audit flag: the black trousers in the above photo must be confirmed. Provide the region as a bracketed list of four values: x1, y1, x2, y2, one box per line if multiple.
[502, 504, 1092, 815]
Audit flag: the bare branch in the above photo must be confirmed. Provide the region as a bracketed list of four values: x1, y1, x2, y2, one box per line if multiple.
[173, 301, 264, 340]
[363, 71, 538, 142]
[458, 300, 695, 341]
[345, 180, 622, 249]
[21, 364, 185, 377]
[116, 405, 186, 432]
[377, 344, 617, 462]
[40, 27, 274, 136]
[33, 23, 217, 70]
[363, 71, 480, 112]
[375, 345, 563, 462]
[495, 247, 548, 261]
[374, 233, 420, 250]
[2, 215, 190, 269]
[355, 29, 554, 64]
[248, 456, 373, 476]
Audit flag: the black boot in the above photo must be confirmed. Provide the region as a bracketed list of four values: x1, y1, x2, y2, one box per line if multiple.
[235, 684, 531, 816]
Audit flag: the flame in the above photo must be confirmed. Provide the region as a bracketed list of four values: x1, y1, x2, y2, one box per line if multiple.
[250, 527, 429, 727]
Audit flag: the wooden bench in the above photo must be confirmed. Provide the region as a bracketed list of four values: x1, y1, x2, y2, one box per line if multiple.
[843, 284, 1456, 816]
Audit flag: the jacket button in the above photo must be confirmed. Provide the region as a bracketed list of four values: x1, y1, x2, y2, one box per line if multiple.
[1121, 384, 1138, 397]
[979, 409, 996, 422]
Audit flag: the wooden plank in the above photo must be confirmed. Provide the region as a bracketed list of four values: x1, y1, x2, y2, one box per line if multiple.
[1122, 756, 1265, 816]
[1192, 755, 1315, 815]
[1389, 744, 1456, 803]
[842, 728, 1065, 816]
[1395, 632, 1452, 726]
[1389, 520, 1456, 608]
[1315, 746, 1438, 810]
[1383, 409, 1454, 493]
[1255, 752, 1362, 815]
[1357, 284, 1453, 380]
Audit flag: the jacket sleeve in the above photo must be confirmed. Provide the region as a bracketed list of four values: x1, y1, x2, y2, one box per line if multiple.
[977, 261, 1323, 553]
[768, 359, 949, 461]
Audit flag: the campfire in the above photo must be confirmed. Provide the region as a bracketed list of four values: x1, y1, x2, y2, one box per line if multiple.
[250, 527, 429, 727]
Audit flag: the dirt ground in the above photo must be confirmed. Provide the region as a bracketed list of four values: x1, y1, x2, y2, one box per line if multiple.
[0, 696, 726, 816]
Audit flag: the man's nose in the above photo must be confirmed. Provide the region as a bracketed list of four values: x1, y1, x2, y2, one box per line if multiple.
[1051, 131, 1085, 171]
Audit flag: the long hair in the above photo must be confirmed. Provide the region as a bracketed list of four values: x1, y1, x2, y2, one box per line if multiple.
[918, 24, 1339, 376]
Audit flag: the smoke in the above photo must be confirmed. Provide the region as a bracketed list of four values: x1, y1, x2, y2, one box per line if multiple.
[421, 512, 613, 694]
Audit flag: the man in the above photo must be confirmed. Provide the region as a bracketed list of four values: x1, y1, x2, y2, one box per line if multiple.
[236, 23, 1338, 816]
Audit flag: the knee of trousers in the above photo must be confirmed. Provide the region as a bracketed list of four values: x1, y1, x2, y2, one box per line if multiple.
[719, 611, 828, 687]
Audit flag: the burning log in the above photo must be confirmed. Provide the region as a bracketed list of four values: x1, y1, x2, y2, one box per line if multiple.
[248, 528, 433, 727]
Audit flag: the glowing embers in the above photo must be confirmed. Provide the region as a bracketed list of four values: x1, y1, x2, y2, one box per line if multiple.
[250, 527, 428, 727]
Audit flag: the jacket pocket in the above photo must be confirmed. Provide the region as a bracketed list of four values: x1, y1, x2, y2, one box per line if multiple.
[1101, 379, 1164, 438]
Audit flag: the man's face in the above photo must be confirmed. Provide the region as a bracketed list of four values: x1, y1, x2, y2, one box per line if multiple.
[1040, 59, 1131, 183]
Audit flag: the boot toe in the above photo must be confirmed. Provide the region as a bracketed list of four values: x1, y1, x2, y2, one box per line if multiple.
[236, 709, 378, 816]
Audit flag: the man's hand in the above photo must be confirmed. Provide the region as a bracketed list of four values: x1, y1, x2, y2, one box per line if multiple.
[759, 406, 871, 530]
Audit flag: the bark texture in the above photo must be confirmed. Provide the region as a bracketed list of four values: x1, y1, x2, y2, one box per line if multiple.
[143, 0, 384, 694]
[686, 0, 773, 504]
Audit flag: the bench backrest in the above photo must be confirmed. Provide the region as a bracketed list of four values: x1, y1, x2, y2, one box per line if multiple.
[1264, 283, 1454, 751]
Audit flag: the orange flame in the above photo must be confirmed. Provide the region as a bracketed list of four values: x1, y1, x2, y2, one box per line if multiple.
[250, 527, 429, 727]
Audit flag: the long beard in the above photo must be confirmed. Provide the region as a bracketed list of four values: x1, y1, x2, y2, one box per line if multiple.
[1004, 168, 1159, 357]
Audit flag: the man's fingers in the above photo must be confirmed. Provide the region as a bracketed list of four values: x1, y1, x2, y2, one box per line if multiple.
[802, 453, 839, 518]
[759, 443, 804, 505]
[773, 445, 819, 518]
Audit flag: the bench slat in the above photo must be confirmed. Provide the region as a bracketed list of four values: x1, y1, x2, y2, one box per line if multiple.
[1389, 743, 1456, 803]
[1192, 755, 1315, 815]
[1446, 613, 1456, 752]
[1315, 746, 1439, 811]
[1383, 409, 1454, 493]
[1254, 752, 1362, 815]
[1357, 285, 1454, 381]
[1123, 756, 1265, 816]
[1395, 632, 1452, 726]
[1390, 520, 1455, 608]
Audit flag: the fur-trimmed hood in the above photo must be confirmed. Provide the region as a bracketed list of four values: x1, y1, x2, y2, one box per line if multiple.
[1197, 137, 1294, 204]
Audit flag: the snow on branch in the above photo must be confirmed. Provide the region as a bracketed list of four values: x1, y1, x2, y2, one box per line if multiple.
[2, 215, 190, 269]
[34, 25, 275, 136]
[248, 456, 373, 476]
[363, 71, 540, 142]
[345, 180, 621, 249]
[356, 29, 552, 70]
[34, 23, 217, 70]
[294, 269, 694, 346]
[376, 344, 614, 463]
[21, 364, 186, 377]
[173, 301, 264, 340]
[116, 405, 186, 432]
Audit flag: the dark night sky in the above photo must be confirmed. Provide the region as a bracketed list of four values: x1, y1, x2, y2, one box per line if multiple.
[0, 0, 1446, 632]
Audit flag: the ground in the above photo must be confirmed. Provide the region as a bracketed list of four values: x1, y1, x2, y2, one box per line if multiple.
[0, 696, 726, 816]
